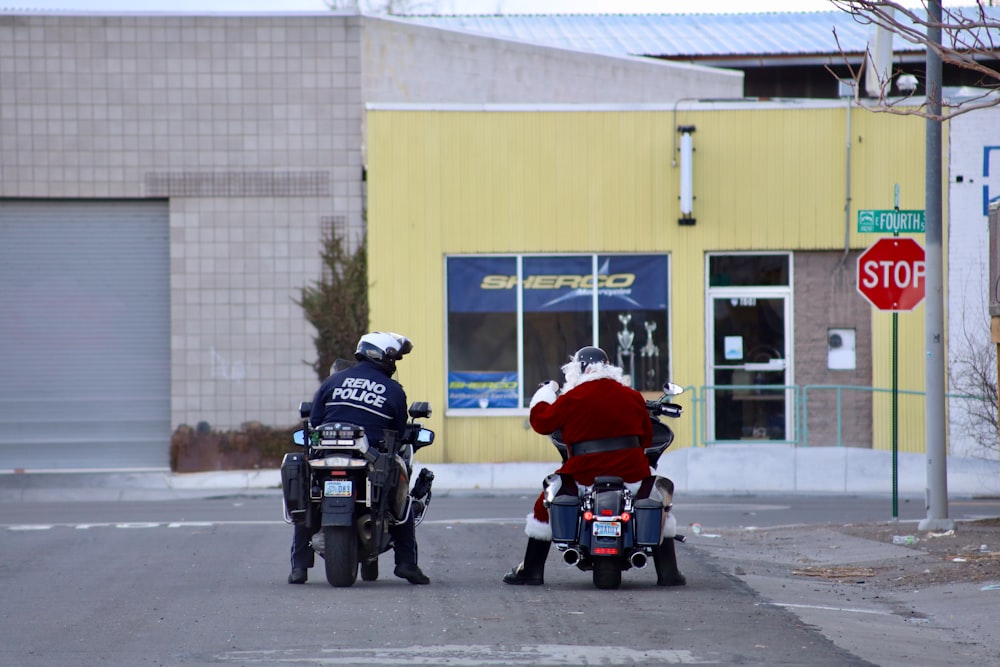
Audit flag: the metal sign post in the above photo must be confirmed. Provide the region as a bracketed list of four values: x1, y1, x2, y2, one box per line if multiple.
[857, 190, 927, 518]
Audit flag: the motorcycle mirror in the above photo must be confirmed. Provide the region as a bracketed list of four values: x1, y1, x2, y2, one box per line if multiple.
[662, 382, 685, 397]
[413, 428, 435, 451]
[292, 430, 306, 446]
[408, 401, 432, 419]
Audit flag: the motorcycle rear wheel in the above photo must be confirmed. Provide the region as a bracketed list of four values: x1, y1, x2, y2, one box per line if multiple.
[593, 557, 623, 590]
[323, 526, 359, 587]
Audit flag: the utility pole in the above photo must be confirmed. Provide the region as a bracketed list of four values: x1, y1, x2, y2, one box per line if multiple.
[919, 0, 954, 532]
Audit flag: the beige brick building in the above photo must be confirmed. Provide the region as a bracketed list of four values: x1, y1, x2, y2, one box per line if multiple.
[0, 11, 740, 469]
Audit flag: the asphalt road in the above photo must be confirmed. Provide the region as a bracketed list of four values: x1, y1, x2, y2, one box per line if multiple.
[1, 492, 998, 666]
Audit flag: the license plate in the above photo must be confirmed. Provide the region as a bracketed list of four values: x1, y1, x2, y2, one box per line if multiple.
[323, 480, 353, 497]
[593, 521, 621, 537]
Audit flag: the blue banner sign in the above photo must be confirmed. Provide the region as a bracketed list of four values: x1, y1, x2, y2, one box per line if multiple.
[448, 371, 519, 409]
[448, 255, 667, 313]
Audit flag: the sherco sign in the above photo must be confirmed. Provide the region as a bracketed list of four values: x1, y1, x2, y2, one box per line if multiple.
[858, 209, 926, 234]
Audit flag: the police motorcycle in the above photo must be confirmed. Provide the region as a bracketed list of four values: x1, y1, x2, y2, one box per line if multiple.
[544, 382, 686, 590]
[281, 401, 435, 587]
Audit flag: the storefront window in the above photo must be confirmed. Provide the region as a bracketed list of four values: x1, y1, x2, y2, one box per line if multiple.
[446, 254, 670, 411]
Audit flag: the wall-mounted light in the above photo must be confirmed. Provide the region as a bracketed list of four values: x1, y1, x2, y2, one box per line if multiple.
[677, 125, 696, 225]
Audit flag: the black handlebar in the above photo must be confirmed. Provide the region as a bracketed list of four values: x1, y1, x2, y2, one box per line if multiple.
[647, 400, 683, 419]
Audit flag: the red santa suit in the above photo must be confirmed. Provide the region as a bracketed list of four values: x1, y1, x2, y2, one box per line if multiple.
[524, 361, 653, 540]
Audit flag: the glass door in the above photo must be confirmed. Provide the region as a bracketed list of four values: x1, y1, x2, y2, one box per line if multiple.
[708, 292, 791, 442]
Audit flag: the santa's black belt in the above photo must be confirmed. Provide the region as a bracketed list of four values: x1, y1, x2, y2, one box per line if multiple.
[570, 436, 641, 457]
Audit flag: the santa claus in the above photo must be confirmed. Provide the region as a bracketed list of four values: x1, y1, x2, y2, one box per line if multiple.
[502, 345, 686, 587]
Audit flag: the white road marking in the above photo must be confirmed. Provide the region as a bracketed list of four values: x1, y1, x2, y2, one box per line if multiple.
[771, 602, 892, 616]
[422, 518, 523, 525]
[167, 522, 214, 527]
[213, 644, 716, 665]
[4, 517, 563, 531]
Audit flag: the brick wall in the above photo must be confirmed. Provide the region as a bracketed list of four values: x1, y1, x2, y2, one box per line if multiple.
[794, 251, 873, 447]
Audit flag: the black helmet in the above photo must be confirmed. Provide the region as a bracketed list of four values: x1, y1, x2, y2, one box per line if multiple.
[355, 331, 413, 375]
[573, 346, 608, 373]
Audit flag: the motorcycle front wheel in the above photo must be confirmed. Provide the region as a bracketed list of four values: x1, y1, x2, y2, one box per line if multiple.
[323, 526, 359, 587]
[593, 557, 623, 590]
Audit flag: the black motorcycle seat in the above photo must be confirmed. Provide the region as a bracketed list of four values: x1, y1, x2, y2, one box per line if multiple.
[592, 475, 625, 488]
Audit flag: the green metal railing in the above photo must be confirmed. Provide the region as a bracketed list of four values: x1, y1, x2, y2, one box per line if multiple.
[693, 384, 799, 447]
[683, 383, 986, 449]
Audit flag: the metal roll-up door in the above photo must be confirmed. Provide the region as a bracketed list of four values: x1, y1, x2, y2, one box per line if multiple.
[0, 200, 170, 470]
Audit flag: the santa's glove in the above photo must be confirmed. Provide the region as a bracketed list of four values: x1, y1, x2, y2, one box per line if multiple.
[529, 380, 560, 409]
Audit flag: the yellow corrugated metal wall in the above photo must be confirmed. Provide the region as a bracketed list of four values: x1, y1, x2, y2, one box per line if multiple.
[366, 105, 936, 463]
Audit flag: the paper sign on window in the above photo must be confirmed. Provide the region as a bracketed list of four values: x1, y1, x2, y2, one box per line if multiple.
[724, 336, 744, 361]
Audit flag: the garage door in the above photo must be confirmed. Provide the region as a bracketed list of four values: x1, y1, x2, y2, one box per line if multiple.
[0, 200, 170, 470]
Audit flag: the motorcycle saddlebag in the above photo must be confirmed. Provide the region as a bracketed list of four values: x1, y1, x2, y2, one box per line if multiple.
[280, 453, 309, 523]
[633, 498, 663, 546]
[549, 495, 580, 543]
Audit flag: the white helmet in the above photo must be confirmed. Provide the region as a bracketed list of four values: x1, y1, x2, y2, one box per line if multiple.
[354, 331, 412, 374]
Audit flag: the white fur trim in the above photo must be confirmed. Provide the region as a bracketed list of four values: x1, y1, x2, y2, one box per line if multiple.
[524, 512, 552, 541]
[560, 359, 629, 393]
[529, 381, 559, 409]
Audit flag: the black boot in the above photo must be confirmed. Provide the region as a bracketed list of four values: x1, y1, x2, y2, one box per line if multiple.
[503, 538, 551, 585]
[393, 563, 430, 585]
[653, 538, 686, 586]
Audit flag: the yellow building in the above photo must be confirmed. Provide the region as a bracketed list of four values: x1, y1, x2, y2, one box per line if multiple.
[366, 101, 934, 464]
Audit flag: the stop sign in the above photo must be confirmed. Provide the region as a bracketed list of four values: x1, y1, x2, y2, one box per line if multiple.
[857, 237, 926, 311]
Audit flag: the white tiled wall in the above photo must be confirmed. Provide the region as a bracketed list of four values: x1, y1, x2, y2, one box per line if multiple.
[947, 105, 1000, 459]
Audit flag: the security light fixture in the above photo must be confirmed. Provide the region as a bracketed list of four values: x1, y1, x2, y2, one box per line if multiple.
[678, 125, 696, 226]
[896, 73, 918, 93]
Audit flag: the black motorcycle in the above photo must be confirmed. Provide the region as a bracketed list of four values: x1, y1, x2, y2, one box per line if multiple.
[281, 400, 435, 587]
[545, 382, 685, 590]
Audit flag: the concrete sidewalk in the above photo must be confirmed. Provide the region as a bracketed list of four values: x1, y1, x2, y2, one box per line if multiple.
[691, 519, 1000, 666]
[1, 445, 998, 502]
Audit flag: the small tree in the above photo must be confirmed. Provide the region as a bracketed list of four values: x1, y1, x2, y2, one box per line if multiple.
[948, 315, 999, 457]
[296, 231, 369, 382]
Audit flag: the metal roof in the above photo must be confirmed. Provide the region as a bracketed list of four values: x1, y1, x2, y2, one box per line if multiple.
[404, 8, 1000, 62]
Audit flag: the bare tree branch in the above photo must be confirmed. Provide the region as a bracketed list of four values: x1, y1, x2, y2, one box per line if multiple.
[830, 1, 1000, 120]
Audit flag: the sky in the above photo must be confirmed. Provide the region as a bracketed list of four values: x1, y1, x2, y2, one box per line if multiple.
[0, 0, 928, 15]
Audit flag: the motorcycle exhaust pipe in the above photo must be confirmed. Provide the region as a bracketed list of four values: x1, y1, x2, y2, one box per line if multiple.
[357, 515, 373, 547]
[562, 547, 582, 566]
[629, 551, 648, 569]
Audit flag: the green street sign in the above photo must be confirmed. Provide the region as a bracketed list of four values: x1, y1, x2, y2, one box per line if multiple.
[858, 209, 926, 234]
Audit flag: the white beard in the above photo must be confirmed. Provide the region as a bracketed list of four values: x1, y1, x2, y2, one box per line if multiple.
[560, 360, 630, 393]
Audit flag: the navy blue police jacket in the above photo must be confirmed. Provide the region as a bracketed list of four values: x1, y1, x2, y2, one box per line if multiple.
[309, 359, 407, 445]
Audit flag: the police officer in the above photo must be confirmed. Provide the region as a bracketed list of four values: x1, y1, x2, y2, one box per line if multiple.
[287, 331, 430, 585]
